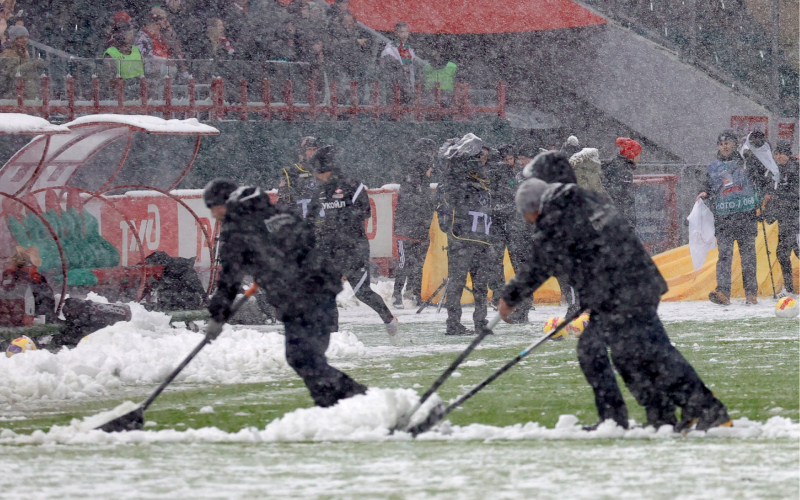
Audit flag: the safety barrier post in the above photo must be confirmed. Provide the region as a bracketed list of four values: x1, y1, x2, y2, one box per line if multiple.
[414, 81, 423, 121]
[41, 75, 50, 120]
[497, 81, 506, 120]
[15, 74, 23, 107]
[139, 77, 149, 115]
[371, 81, 380, 121]
[349, 81, 358, 120]
[164, 77, 173, 119]
[239, 79, 248, 121]
[211, 77, 224, 120]
[115, 77, 124, 108]
[261, 79, 271, 121]
[391, 81, 401, 121]
[433, 81, 442, 121]
[66, 75, 75, 121]
[188, 77, 197, 118]
[92, 75, 100, 114]
[283, 79, 294, 121]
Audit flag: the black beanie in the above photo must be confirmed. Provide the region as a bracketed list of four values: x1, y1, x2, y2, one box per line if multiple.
[775, 140, 793, 156]
[203, 178, 239, 208]
[310, 145, 335, 173]
[717, 130, 739, 145]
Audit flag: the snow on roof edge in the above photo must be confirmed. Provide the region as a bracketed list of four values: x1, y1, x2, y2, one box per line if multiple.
[65, 115, 219, 135]
[0, 114, 71, 135]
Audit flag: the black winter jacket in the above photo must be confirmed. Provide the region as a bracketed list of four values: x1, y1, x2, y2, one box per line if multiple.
[501, 184, 667, 316]
[307, 171, 372, 271]
[436, 167, 494, 246]
[770, 157, 799, 222]
[602, 154, 636, 226]
[394, 157, 435, 240]
[208, 186, 341, 322]
[277, 162, 320, 218]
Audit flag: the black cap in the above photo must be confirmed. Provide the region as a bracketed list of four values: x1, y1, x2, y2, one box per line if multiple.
[748, 130, 766, 148]
[413, 137, 438, 156]
[522, 151, 577, 184]
[775, 140, 793, 156]
[203, 178, 238, 208]
[717, 130, 739, 145]
[310, 145, 335, 173]
[497, 143, 516, 158]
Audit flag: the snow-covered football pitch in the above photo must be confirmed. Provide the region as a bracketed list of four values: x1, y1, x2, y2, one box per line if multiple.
[0, 282, 797, 499]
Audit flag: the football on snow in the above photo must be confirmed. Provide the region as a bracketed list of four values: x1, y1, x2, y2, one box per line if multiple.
[775, 296, 799, 318]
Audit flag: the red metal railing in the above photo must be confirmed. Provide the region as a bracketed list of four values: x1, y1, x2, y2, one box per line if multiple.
[0, 75, 506, 122]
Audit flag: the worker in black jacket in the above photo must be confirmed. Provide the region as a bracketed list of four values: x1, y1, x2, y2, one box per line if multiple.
[306, 146, 399, 343]
[437, 134, 497, 336]
[392, 138, 437, 308]
[768, 140, 799, 297]
[488, 144, 531, 322]
[277, 136, 321, 218]
[204, 179, 367, 408]
[522, 151, 582, 318]
[499, 178, 731, 432]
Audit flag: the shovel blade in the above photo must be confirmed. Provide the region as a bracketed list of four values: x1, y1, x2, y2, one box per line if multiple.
[407, 401, 447, 437]
[97, 407, 145, 432]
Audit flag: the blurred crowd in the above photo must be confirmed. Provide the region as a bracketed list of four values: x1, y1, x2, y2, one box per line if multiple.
[0, 0, 459, 101]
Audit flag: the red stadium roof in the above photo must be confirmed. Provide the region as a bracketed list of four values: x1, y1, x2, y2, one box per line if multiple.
[283, 0, 607, 34]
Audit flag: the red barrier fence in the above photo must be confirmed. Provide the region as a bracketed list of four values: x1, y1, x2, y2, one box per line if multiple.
[0, 75, 506, 123]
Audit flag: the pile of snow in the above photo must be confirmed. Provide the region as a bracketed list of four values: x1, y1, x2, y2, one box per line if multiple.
[0, 113, 70, 135]
[66, 115, 219, 135]
[336, 280, 394, 310]
[1, 393, 795, 446]
[0, 302, 366, 404]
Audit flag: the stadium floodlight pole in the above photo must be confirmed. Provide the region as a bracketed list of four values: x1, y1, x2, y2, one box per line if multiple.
[96, 284, 260, 432]
[392, 314, 502, 432]
[761, 218, 778, 299]
[407, 309, 587, 437]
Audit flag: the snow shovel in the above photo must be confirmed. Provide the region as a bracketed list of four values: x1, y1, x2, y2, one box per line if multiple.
[392, 314, 502, 433]
[97, 284, 260, 432]
[407, 309, 586, 437]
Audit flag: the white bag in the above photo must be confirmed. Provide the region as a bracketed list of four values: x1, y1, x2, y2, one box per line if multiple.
[687, 199, 716, 270]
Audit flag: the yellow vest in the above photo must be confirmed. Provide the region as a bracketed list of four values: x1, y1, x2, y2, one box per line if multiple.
[103, 46, 144, 80]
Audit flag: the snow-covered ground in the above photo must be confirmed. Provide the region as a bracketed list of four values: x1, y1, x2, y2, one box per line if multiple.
[0, 282, 797, 499]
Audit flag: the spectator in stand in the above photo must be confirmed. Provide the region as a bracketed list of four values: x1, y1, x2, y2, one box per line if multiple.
[135, 7, 181, 73]
[697, 130, 761, 306]
[422, 41, 457, 100]
[768, 140, 799, 299]
[270, 19, 297, 62]
[0, 0, 14, 45]
[562, 135, 610, 198]
[222, 0, 250, 59]
[103, 12, 144, 80]
[328, 11, 371, 84]
[0, 24, 42, 99]
[201, 17, 236, 59]
[326, 0, 350, 24]
[603, 137, 640, 229]
[166, 0, 203, 60]
[380, 21, 422, 101]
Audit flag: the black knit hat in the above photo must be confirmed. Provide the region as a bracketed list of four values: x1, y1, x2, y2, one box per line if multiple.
[717, 130, 739, 145]
[203, 178, 239, 208]
[310, 145, 336, 173]
[775, 140, 793, 156]
[497, 143, 516, 159]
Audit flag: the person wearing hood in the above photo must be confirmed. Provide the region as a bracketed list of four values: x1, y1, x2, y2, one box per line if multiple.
[436, 134, 497, 336]
[487, 143, 532, 322]
[204, 179, 367, 407]
[499, 178, 732, 432]
[603, 137, 641, 229]
[560, 135, 609, 197]
[522, 151, 582, 318]
[767, 140, 799, 298]
[392, 138, 437, 308]
[305, 146, 400, 343]
[277, 136, 321, 218]
[697, 130, 762, 305]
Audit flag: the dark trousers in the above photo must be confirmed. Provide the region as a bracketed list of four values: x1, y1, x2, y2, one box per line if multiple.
[333, 260, 394, 331]
[445, 240, 492, 329]
[715, 213, 758, 296]
[506, 226, 533, 321]
[776, 217, 799, 293]
[579, 307, 724, 427]
[393, 239, 428, 299]
[284, 295, 368, 407]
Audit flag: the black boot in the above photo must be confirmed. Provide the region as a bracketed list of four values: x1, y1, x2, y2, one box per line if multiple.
[445, 322, 472, 336]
